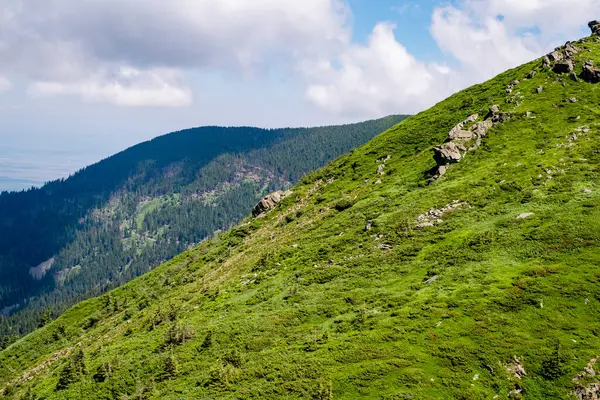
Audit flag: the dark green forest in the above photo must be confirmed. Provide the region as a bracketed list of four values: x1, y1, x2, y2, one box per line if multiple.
[0, 116, 406, 346]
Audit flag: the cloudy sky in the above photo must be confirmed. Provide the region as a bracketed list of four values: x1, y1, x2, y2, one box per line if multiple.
[0, 0, 598, 190]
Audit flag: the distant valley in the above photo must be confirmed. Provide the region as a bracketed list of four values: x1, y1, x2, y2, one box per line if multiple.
[0, 116, 406, 344]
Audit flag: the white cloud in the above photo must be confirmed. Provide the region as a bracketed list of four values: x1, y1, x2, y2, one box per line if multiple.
[0, 0, 349, 107]
[29, 68, 191, 107]
[430, 6, 541, 82]
[305, 23, 453, 116]
[1, 0, 598, 115]
[302, 0, 599, 117]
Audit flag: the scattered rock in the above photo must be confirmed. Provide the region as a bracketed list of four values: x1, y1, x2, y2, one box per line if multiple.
[575, 383, 600, 400]
[507, 356, 527, 379]
[584, 188, 593, 194]
[553, 60, 574, 74]
[431, 165, 447, 180]
[376, 155, 391, 176]
[536, 86, 544, 94]
[516, 212, 534, 220]
[365, 220, 373, 231]
[526, 70, 537, 79]
[433, 142, 464, 165]
[571, 72, 580, 82]
[492, 112, 512, 124]
[425, 275, 438, 284]
[565, 42, 581, 56]
[542, 56, 551, 68]
[568, 97, 578, 103]
[415, 200, 470, 229]
[485, 105, 501, 120]
[252, 190, 290, 217]
[573, 358, 600, 400]
[548, 50, 564, 62]
[581, 62, 600, 83]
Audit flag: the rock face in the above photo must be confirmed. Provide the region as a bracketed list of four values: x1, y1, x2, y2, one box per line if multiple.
[590, 20, 600, 35]
[252, 191, 290, 217]
[581, 62, 600, 83]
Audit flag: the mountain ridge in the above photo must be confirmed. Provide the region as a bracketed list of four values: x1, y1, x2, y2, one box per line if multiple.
[0, 116, 407, 344]
[2, 28, 600, 399]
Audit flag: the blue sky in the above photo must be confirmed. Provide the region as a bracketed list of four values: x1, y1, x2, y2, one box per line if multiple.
[0, 0, 597, 191]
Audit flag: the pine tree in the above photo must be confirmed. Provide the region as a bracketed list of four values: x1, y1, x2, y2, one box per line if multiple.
[161, 353, 178, 380]
[55, 347, 86, 391]
[38, 308, 53, 328]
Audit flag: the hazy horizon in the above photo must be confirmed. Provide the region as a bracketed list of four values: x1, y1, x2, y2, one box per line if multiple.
[0, 147, 101, 192]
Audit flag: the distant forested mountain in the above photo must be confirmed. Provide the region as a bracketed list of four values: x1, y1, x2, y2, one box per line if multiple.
[0, 116, 407, 345]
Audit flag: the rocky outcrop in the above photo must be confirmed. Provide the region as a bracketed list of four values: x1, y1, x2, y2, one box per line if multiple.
[543, 30, 600, 84]
[573, 358, 600, 400]
[581, 61, 600, 83]
[448, 114, 479, 140]
[430, 106, 506, 181]
[252, 190, 291, 217]
[553, 59, 574, 74]
[543, 40, 580, 76]
[590, 20, 600, 36]
[548, 50, 564, 62]
[433, 142, 464, 165]
[542, 56, 550, 68]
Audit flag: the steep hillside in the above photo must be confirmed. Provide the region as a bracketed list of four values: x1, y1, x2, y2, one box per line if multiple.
[2, 30, 600, 399]
[0, 117, 406, 344]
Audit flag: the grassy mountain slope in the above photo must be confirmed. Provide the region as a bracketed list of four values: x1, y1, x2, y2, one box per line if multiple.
[0, 116, 406, 343]
[2, 34, 600, 399]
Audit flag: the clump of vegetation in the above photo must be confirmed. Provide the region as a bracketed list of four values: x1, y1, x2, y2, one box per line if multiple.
[164, 321, 195, 347]
[333, 198, 354, 211]
[56, 348, 86, 391]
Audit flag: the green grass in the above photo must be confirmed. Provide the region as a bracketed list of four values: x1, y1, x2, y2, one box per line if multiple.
[1, 36, 600, 399]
